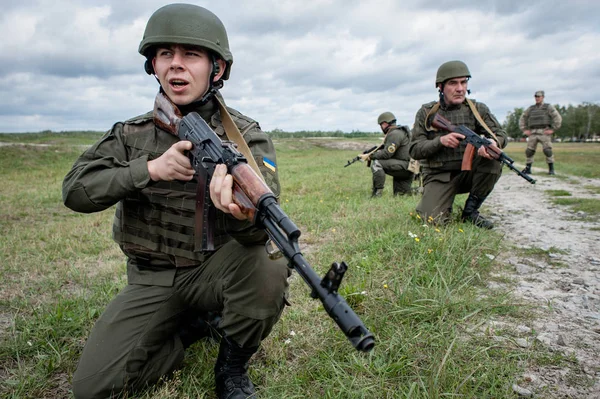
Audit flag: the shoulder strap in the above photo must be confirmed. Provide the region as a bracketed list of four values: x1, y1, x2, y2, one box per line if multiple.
[424, 103, 440, 131]
[466, 98, 499, 143]
[214, 96, 265, 181]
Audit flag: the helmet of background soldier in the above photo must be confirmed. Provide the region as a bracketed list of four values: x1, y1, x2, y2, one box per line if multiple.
[435, 60, 471, 87]
[377, 112, 396, 125]
[138, 4, 233, 79]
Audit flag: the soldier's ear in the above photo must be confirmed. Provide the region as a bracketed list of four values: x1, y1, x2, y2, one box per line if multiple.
[213, 58, 226, 82]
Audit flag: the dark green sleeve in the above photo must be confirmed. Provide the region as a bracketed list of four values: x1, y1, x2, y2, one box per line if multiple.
[62, 123, 151, 213]
[370, 128, 406, 160]
[409, 107, 443, 160]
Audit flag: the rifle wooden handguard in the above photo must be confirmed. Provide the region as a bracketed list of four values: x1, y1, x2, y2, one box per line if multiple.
[230, 162, 273, 222]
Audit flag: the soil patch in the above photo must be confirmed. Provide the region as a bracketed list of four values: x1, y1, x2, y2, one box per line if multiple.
[485, 167, 600, 398]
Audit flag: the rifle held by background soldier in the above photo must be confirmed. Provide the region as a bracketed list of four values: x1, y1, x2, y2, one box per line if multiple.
[154, 92, 375, 353]
[344, 144, 383, 167]
[430, 114, 536, 184]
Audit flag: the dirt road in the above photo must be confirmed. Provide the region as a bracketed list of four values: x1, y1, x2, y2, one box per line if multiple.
[485, 167, 600, 398]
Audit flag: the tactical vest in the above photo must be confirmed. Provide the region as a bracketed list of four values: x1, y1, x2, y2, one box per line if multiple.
[527, 104, 551, 128]
[111, 108, 273, 267]
[421, 101, 479, 170]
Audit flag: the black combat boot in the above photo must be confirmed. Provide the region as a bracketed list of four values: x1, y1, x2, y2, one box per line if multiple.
[521, 163, 532, 174]
[548, 163, 555, 175]
[179, 311, 222, 348]
[461, 194, 494, 229]
[215, 337, 258, 399]
[371, 188, 383, 198]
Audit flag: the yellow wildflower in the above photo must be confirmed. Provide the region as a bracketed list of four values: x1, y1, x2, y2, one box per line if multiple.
[458, 228, 464, 233]
[383, 284, 388, 289]
[428, 248, 433, 254]
[415, 237, 420, 242]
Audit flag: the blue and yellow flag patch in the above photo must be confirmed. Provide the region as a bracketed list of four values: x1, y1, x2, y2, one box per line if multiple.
[263, 157, 277, 172]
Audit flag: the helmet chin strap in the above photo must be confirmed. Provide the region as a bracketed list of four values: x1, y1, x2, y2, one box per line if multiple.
[196, 55, 222, 106]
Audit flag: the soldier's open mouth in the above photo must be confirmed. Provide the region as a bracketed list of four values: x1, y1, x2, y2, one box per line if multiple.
[170, 79, 189, 87]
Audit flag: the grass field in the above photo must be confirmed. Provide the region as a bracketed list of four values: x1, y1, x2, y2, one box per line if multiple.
[0, 137, 598, 398]
[503, 142, 600, 178]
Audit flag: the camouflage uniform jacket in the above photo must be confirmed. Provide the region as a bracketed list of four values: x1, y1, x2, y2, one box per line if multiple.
[62, 94, 280, 274]
[519, 103, 562, 132]
[409, 99, 507, 174]
[369, 125, 411, 168]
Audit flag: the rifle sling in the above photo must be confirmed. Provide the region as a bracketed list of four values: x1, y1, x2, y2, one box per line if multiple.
[214, 96, 265, 181]
[195, 167, 215, 252]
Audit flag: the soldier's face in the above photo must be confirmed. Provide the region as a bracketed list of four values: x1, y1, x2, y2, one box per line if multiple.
[535, 95, 544, 105]
[441, 77, 468, 105]
[152, 45, 225, 106]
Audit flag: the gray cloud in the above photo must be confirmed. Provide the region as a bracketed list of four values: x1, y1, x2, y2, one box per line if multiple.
[1, 0, 599, 133]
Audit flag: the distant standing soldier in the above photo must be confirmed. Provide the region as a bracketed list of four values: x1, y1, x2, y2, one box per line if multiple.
[519, 90, 562, 175]
[359, 112, 414, 197]
[409, 60, 507, 229]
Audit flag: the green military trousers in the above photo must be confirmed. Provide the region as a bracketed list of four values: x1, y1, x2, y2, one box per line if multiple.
[525, 131, 554, 164]
[416, 156, 501, 223]
[371, 160, 414, 195]
[72, 240, 289, 399]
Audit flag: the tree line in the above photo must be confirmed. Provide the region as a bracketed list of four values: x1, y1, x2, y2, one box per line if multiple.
[503, 102, 600, 141]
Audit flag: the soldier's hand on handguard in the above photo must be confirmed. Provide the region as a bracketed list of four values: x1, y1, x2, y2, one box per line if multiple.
[209, 164, 246, 221]
[148, 141, 195, 182]
[477, 141, 500, 160]
[358, 153, 370, 162]
[440, 132, 465, 148]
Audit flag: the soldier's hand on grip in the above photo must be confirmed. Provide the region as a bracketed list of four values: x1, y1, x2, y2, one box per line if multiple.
[147, 141, 195, 182]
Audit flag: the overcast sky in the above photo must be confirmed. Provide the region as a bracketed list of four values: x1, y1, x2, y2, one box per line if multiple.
[2, 0, 599, 133]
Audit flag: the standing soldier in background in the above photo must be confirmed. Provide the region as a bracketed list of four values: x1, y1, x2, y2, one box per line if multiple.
[358, 112, 414, 197]
[409, 60, 507, 229]
[62, 4, 289, 399]
[519, 90, 562, 175]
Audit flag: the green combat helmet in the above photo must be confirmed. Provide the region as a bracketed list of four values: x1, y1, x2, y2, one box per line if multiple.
[138, 4, 233, 80]
[435, 60, 471, 86]
[377, 112, 396, 125]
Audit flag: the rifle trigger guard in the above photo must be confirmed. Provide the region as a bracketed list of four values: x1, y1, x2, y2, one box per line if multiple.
[265, 239, 283, 260]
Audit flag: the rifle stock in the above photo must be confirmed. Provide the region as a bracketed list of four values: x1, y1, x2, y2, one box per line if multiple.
[153, 92, 375, 352]
[430, 114, 536, 184]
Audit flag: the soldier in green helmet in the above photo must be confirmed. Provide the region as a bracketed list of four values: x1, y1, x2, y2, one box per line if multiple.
[519, 90, 562, 175]
[358, 112, 414, 197]
[409, 60, 508, 229]
[63, 4, 289, 399]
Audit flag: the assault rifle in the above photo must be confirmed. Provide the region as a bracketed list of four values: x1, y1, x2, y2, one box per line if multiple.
[344, 144, 383, 167]
[430, 114, 536, 184]
[153, 92, 375, 353]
